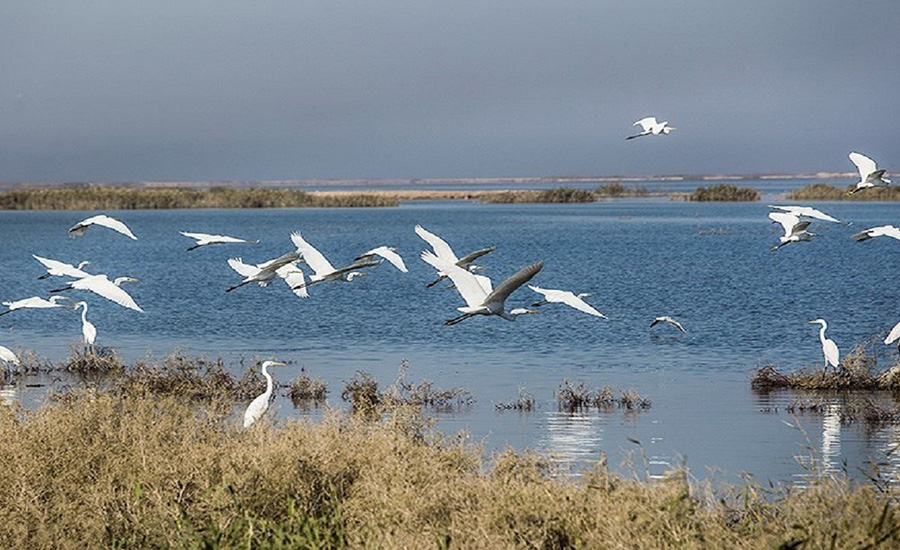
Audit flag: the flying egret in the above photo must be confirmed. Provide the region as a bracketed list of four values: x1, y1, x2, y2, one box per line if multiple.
[51, 274, 143, 312]
[767, 205, 849, 226]
[289, 232, 380, 288]
[851, 225, 900, 242]
[626, 117, 676, 140]
[0, 296, 75, 317]
[414, 224, 495, 287]
[225, 251, 301, 293]
[68, 214, 137, 240]
[227, 256, 309, 298]
[848, 152, 891, 194]
[0, 345, 19, 367]
[73, 301, 97, 346]
[243, 360, 287, 428]
[885, 320, 900, 349]
[179, 231, 259, 251]
[769, 212, 814, 251]
[32, 255, 92, 279]
[420, 251, 543, 325]
[809, 319, 840, 373]
[527, 286, 608, 318]
[650, 316, 686, 333]
[354, 246, 408, 273]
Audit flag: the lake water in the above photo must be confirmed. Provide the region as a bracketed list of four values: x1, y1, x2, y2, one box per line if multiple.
[2, 193, 899, 485]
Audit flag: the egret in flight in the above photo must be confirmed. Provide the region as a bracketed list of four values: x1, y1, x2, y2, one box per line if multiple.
[527, 286, 608, 318]
[0, 296, 75, 317]
[227, 255, 309, 298]
[244, 360, 287, 428]
[626, 117, 675, 140]
[290, 232, 380, 288]
[179, 231, 259, 251]
[650, 316, 686, 333]
[851, 225, 900, 242]
[421, 251, 543, 325]
[809, 318, 840, 373]
[769, 212, 814, 251]
[848, 152, 891, 194]
[51, 275, 143, 312]
[354, 246, 408, 272]
[32, 255, 92, 279]
[73, 301, 97, 347]
[68, 214, 137, 240]
[414, 224, 495, 288]
[885, 320, 900, 349]
[0, 345, 19, 368]
[767, 205, 849, 225]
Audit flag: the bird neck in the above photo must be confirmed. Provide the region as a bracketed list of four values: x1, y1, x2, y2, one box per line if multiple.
[261, 365, 274, 396]
[818, 323, 828, 343]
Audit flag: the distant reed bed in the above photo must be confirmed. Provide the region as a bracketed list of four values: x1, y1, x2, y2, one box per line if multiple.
[787, 183, 900, 201]
[479, 187, 596, 203]
[0, 186, 398, 210]
[689, 183, 761, 202]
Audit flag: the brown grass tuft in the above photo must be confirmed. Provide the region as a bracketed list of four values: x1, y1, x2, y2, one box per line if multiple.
[751, 345, 890, 391]
[689, 184, 761, 202]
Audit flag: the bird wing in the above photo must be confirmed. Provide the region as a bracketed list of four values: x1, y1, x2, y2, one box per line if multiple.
[276, 264, 309, 298]
[360, 246, 408, 272]
[181, 231, 252, 244]
[78, 215, 138, 240]
[667, 318, 686, 332]
[634, 117, 657, 131]
[849, 152, 877, 179]
[774, 206, 842, 224]
[420, 251, 487, 308]
[768, 212, 801, 235]
[886, 320, 900, 345]
[71, 275, 143, 312]
[227, 258, 259, 278]
[290, 232, 336, 276]
[3, 296, 51, 310]
[790, 221, 812, 236]
[0, 345, 20, 365]
[414, 225, 459, 262]
[484, 261, 544, 306]
[456, 246, 496, 267]
[852, 225, 899, 241]
[528, 285, 605, 317]
[823, 339, 840, 368]
[32, 255, 90, 278]
[474, 274, 493, 294]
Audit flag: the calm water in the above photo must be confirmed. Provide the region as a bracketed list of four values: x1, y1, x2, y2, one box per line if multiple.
[2, 195, 899, 484]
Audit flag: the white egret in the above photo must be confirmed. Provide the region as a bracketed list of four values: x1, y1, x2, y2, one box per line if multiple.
[420, 251, 543, 325]
[225, 251, 301, 293]
[808, 319, 839, 373]
[626, 117, 676, 140]
[848, 152, 891, 194]
[179, 231, 259, 251]
[885, 320, 900, 349]
[73, 301, 97, 346]
[51, 274, 143, 312]
[767, 205, 849, 225]
[0, 296, 75, 317]
[0, 345, 19, 367]
[769, 212, 814, 251]
[851, 225, 900, 242]
[527, 286, 608, 318]
[68, 214, 137, 240]
[227, 256, 309, 298]
[414, 224, 495, 287]
[650, 316, 686, 333]
[354, 246, 408, 273]
[243, 360, 287, 428]
[32, 255, 92, 279]
[289, 232, 380, 288]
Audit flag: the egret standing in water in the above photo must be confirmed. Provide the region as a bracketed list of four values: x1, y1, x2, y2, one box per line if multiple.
[809, 318, 840, 373]
[244, 360, 287, 428]
[73, 301, 97, 347]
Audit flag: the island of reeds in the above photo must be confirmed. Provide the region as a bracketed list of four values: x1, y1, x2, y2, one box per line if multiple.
[787, 183, 900, 201]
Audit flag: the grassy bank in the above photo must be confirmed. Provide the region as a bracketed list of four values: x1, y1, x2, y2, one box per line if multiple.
[0, 355, 898, 548]
[478, 187, 597, 204]
[689, 184, 761, 202]
[787, 183, 900, 201]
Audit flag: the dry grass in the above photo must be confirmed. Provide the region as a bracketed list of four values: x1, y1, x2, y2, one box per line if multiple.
[495, 387, 537, 412]
[556, 380, 651, 413]
[479, 187, 596, 204]
[594, 182, 651, 198]
[289, 369, 329, 406]
[689, 184, 761, 202]
[787, 183, 900, 201]
[113, 353, 264, 402]
[751, 344, 892, 392]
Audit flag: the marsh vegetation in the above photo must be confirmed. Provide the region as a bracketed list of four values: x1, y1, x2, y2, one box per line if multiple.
[688, 184, 761, 202]
[787, 183, 900, 201]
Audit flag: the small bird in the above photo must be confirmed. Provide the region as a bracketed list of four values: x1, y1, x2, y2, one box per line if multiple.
[179, 231, 259, 251]
[527, 286, 607, 318]
[243, 360, 287, 428]
[851, 225, 900, 242]
[51, 274, 143, 312]
[68, 214, 137, 240]
[226, 252, 304, 295]
[414, 224, 495, 288]
[808, 318, 840, 373]
[848, 152, 891, 194]
[767, 205, 848, 226]
[354, 246, 408, 273]
[769, 212, 814, 251]
[32, 255, 92, 279]
[290, 232, 380, 288]
[73, 301, 97, 347]
[626, 117, 675, 140]
[650, 316, 686, 333]
[0, 296, 75, 317]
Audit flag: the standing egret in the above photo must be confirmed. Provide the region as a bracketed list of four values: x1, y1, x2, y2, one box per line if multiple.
[68, 214, 137, 240]
[354, 246, 408, 273]
[227, 256, 310, 298]
[767, 205, 849, 225]
[414, 224, 495, 287]
[851, 225, 900, 242]
[809, 319, 840, 373]
[848, 152, 891, 194]
[290, 232, 380, 288]
[32, 255, 92, 279]
[626, 117, 675, 140]
[73, 301, 97, 346]
[769, 212, 814, 251]
[225, 251, 301, 293]
[420, 251, 543, 325]
[179, 231, 259, 251]
[244, 360, 287, 428]
[51, 274, 143, 312]
[527, 286, 608, 319]
[650, 316, 686, 333]
[0, 296, 75, 317]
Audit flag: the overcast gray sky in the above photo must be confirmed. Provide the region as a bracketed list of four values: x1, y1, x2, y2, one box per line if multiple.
[1, 1, 897, 182]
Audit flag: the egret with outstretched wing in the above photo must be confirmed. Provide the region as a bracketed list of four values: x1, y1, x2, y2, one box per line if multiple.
[355, 246, 408, 272]
[414, 224, 495, 287]
[527, 286, 607, 318]
[769, 212, 814, 251]
[68, 215, 137, 240]
[0, 296, 74, 317]
[290, 232, 380, 288]
[626, 117, 675, 140]
[179, 231, 259, 251]
[51, 274, 143, 312]
[848, 152, 891, 194]
[852, 225, 900, 242]
[32, 255, 92, 279]
[650, 316, 686, 333]
[226, 252, 304, 295]
[767, 205, 848, 225]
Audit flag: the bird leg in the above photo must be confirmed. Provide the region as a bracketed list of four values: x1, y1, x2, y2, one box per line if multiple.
[443, 312, 476, 326]
[225, 280, 251, 293]
[49, 287, 68, 294]
[426, 275, 447, 288]
[186, 244, 202, 251]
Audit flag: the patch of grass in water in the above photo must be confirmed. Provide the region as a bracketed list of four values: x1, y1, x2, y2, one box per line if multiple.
[689, 184, 760, 202]
[495, 387, 536, 412]
[557, 380, 651, 413]
[751, 344, 892, 392]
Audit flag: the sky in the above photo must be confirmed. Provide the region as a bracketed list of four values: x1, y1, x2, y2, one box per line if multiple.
[1, 1, 898, 182]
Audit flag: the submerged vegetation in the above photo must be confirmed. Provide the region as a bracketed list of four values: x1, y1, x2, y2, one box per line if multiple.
[689, 184, 761, 202]
[787, 183, 900, 201]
